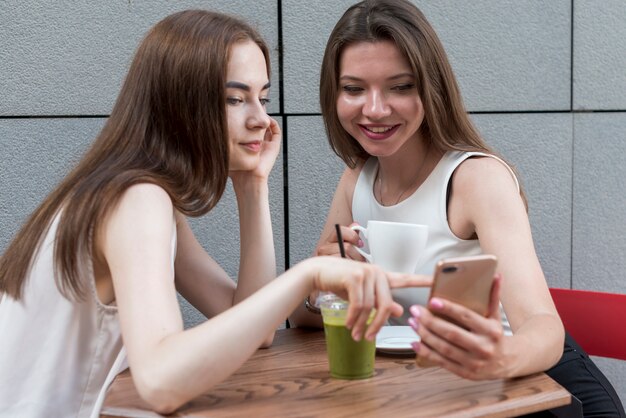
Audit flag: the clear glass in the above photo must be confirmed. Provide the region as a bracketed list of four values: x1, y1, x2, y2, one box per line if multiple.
[320, 296, 376, 379]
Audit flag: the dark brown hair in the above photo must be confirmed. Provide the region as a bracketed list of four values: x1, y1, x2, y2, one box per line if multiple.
[0, 10, 270, 300]
[320, 0, 522, 190]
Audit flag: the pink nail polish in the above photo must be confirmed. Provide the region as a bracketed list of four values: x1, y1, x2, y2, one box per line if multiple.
[430, 298, 444, 309]
[411, 341, 420, 352]
[357, 239, 364, 248]
[409, 305, 421, 317]
[408, 317, 419, 331]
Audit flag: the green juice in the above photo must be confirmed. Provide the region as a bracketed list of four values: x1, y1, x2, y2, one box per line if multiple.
[323, 323, 376, 379]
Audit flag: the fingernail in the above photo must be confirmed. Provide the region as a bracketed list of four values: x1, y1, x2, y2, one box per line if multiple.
[411, 341, 420, 352]
[357, 239, 364, 248]
[352, 331, 362, 342]
[430, 298, 444, 309]
[409, 305, 421, 317]
[408, 317, 419, 331]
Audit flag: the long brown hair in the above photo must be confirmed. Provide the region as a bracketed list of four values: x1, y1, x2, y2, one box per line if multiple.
[0, 10, 270, 301]
[320, 0, 525, 204]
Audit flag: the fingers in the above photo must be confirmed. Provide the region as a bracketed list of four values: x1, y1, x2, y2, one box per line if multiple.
[365, 271, 396, 339]
[343, 224, 362, 246]
[412, 306, 481, 362]
[328, 261, 395, 341]
[387, 272, 433, 289]
[315, 243, 341, 257]
[316, 224, 364, 261]
[344, 272, 364, 333]
[349, 271, 376, 341]
[409, 301, 503, 377]
[312, 258, 417, 342]
[265, 117, 281, 141]
[427, 297, 500, 338]
[344, 243, 365, 261]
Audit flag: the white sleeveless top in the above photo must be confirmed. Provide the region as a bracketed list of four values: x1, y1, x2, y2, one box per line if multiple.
[352, 150, 517, 331]
[0, 212, 177, 417]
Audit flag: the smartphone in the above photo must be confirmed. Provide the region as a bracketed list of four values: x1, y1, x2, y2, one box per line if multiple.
[430, 254, 497, 320]
[416, 254, 497, 367]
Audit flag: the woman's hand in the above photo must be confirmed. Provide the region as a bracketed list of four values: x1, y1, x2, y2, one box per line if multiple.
[230, 117, 281, 184]
[315, 223, 365, 261]
[409, 275, 512, 380]
[302, 257, 431, 342]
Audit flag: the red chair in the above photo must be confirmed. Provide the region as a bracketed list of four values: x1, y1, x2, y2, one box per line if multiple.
[549, 287, 626, 361]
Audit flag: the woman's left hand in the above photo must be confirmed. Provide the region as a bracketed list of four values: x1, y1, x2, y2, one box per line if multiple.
[230, 117, 281, 183]
[409, 276, 512, 380]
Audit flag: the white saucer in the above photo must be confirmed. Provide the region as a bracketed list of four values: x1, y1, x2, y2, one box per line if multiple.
[375, 326, 419, 354]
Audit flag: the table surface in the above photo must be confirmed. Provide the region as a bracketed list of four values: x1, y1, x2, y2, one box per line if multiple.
[100, 328, 571, 418]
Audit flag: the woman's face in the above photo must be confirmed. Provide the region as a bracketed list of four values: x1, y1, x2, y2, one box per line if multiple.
[226, 40, 271, 171]
[336, 40, 424, 158]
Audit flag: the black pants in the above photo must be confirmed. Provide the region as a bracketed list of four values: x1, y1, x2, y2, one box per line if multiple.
[525, 332, 625, 417]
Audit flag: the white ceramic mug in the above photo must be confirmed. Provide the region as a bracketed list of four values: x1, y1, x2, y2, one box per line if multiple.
[350, 221, 428, 273]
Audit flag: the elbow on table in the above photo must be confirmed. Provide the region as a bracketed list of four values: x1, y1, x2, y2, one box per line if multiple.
[133, 370, 188, 415]
[259, 330, 276, 348]
[548, 324, 566, 367]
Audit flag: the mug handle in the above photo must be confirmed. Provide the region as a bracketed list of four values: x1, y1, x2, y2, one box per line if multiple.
[350, 225, 372, 263]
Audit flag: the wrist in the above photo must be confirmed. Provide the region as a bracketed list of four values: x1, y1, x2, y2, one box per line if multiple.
[292, 258, 321, 293]
[234, 178, 268, 196]
[230, 172, 269, 188]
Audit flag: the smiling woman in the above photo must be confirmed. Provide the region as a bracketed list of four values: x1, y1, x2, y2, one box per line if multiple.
[295, 0, 626, 417]
[0, 8, 430, 418]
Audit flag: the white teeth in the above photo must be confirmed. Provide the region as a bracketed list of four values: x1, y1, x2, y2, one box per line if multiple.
[367, 126, 392, 133]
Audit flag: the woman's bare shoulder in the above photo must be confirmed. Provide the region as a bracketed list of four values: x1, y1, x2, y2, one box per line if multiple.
[454, 156, 518, 196]
[107, 183, 175, 230]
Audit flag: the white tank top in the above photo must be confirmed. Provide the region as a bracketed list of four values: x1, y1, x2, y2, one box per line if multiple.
[352, 150, 517, 331]
[0, 212, 177, 417]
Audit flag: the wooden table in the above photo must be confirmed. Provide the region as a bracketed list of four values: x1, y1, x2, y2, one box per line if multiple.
[101, 328, 572, 418]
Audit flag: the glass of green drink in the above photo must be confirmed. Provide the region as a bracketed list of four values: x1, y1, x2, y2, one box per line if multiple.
[320, 296, 376, 380]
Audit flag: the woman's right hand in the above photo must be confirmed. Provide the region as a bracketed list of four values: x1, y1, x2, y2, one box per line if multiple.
[300, 257, 431, 342]
[315, 223, 365, 261]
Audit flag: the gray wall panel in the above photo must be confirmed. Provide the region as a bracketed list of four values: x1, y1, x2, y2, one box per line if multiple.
[0, 118, 104, 250]
[573, 0, 626, 110]
[0, 0, 279, 116]
[472, 114, 573, 289]
[287, 116, 345, 266]
[282, 1, 352, 114]
[573, 113, 626, 292]
[419, 0, 570, 112]
[283, 0, 570, 114]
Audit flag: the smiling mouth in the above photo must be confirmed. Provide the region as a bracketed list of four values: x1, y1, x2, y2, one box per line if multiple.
[364, 126, 395, 133]
[359, 124, 400, 139]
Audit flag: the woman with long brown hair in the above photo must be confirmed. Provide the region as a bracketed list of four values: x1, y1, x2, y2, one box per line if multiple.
[0, 9, 427, 417]
[293, 0, 625, 416]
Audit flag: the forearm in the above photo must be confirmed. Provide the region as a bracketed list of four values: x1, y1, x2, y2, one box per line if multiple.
[502, 313, 564, 377]
[232, 178, 276, 304]
[133, 261, 313, 413]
